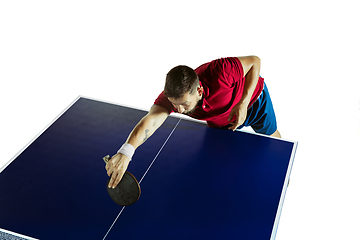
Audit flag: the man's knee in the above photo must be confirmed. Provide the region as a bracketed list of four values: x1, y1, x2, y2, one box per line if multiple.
[270, 129, 281, 138]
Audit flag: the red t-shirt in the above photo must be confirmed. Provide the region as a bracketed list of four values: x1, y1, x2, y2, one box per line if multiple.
[154, 57, 264, 128]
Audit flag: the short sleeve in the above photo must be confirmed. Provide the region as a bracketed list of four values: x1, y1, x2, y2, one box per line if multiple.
[200, 57, 244, 87]
[154, 91, 177, 114]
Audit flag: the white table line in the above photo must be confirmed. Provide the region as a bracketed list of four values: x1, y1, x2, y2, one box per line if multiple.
[102, 206, 125, 240]
[138, 118, 181, 184]
[103, 118, 181, 240]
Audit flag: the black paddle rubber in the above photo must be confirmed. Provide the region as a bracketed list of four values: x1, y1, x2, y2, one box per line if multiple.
[103, 155, 141, 206]
[106, 171, 141, 206]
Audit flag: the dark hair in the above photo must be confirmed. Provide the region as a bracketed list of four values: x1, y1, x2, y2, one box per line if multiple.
[164, 65, 199, 99]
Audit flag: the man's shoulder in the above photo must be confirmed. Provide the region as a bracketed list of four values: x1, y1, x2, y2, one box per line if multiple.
[196, 57, 243, 87]
[195, 57, 241, 75]
[153, 91, 176, 114]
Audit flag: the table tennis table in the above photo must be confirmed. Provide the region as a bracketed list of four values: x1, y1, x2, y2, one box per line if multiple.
[0, 96, 297, 240]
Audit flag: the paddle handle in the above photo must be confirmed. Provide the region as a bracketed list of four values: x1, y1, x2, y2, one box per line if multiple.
[103, 155, 110, 164]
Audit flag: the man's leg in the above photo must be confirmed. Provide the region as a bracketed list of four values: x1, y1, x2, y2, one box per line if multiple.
[247, 83, 279, 137]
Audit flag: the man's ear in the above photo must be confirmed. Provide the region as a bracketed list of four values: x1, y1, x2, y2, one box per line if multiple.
[197, 86, 204, 97]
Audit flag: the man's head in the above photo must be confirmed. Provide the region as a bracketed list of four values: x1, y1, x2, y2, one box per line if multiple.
[164, 65, 203, 115]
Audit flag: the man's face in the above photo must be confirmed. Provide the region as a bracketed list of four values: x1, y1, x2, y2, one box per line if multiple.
[168, 87, 203, 115]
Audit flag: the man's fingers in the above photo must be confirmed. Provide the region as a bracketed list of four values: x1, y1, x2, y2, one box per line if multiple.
[108, 171, 117, 188]
[105, 158, 116, 177]
[232, 118, 240, 131]
[228, 103, 248, 131]
[227, 123, 236, 131]
[228, 111, 235, 122]
[106, 168, 112, 177]
[108, 168, 126, 189]
[112, 172, 124, 189]
[107, 166, 123, 189]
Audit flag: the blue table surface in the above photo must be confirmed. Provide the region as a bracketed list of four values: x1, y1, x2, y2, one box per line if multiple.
[0, 97, 297, 240]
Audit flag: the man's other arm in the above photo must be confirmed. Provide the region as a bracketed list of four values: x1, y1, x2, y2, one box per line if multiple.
[106, 105, 169, 188]
[237, 55, 261, 105]
[228, 56, 261, 130]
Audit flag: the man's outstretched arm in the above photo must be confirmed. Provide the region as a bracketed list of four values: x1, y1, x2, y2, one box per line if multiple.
[106, 105, 169, 188]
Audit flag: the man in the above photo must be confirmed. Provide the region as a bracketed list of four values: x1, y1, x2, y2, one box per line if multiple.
[106, 56, 281, 189]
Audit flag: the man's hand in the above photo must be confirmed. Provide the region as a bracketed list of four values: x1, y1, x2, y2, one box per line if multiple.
[105, 153, 131, 189]
[227, 101, 248, 131]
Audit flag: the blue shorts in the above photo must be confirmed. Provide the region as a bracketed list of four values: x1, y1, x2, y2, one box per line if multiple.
[237, 82, 277, 135]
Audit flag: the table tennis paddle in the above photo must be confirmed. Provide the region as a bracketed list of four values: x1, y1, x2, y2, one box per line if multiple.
[102, 155, 141, 206]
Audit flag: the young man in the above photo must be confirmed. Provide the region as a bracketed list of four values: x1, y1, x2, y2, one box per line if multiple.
[106, 56, 280, 188]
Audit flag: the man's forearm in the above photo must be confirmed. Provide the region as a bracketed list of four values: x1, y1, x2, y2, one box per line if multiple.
[124, 105, 169, 150]
[238, 56, 261, 107]
[126, 116, 157, 150]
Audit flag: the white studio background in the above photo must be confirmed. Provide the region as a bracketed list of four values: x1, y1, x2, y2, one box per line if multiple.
[1, 1, 359, 239]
